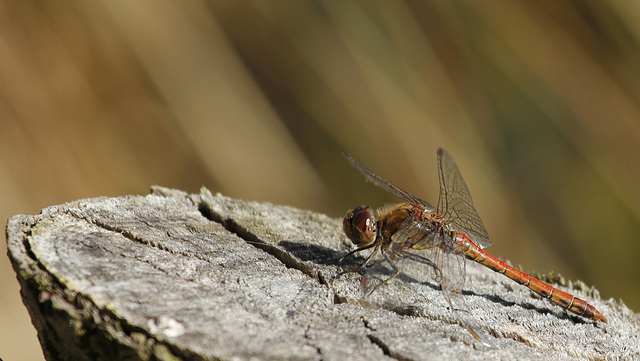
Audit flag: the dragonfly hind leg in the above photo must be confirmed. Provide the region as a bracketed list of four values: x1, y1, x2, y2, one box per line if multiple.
[360, 252, 402, 296]
[339, 245, 403, 296]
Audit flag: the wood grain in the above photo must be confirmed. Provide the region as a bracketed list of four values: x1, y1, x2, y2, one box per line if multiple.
[6, 187, 638, 360]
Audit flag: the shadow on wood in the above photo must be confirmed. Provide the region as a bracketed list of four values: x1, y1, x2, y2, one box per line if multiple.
[6, 187, 639, 360]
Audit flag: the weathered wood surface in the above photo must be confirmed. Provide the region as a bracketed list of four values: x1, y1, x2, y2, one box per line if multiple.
[6, 186, 639, 360]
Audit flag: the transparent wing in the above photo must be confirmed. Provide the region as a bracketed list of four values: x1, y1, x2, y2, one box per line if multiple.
[390, 216, 432, 247]
[444, 285, 498, 348]
[403, 233, 497, 348]
[343, 152, 436, 212]
[395, 232, 466, 294]
[436, 148, 492, 249]
[430, 232, 466, 292]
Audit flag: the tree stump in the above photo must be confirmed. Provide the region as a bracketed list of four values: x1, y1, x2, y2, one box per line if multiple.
[6, 187, 639, 360]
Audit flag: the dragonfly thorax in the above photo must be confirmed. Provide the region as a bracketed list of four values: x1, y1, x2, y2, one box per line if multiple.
[340, 149, 607, 345]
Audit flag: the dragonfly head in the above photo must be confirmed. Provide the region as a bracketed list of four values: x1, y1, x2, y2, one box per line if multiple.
[343, 205, 377, 247]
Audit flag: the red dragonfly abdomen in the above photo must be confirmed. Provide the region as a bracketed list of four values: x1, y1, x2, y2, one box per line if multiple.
[455, 233, 607, 323]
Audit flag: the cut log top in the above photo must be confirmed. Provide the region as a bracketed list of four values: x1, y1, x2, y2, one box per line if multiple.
[6, 186, 639, 360]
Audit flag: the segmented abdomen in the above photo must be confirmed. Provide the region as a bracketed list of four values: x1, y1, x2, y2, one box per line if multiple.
[455, 233, 607, 323]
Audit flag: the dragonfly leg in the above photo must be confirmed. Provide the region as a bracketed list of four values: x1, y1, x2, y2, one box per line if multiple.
[338, 242, 377, 263]
[338, 244, 380, 276]
[362, 252, 401, 296]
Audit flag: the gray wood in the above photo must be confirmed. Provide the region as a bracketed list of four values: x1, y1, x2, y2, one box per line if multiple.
[6, 186, 639, 360]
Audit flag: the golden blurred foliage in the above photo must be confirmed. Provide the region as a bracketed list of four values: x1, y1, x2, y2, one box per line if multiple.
[2, 2, 639, 359]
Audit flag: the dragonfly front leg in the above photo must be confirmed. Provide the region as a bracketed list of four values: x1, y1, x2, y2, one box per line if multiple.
[338, 243, 380, 276]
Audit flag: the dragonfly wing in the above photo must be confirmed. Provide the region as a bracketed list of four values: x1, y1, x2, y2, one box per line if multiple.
[394, 232, 497, 348]
[390, 216, 433, 248]
[432, 233, 466, 291]
[433, 234, 497, 348]
[444, 286, 498, 348]
[343, 152, 436, 212]
[436, 148, 492, 249]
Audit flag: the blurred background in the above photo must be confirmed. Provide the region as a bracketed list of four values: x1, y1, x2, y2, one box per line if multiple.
[2, 1, 640, 359]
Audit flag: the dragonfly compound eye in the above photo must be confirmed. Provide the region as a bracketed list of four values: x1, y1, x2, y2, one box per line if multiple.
[343, 205, 377, 247]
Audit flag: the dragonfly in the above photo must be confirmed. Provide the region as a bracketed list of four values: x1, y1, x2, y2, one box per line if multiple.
[341, 148, 607, 347]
